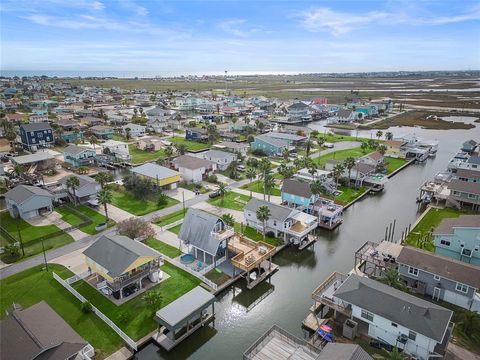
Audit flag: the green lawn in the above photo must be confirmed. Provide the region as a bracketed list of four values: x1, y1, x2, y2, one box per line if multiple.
[179, 182, 209, 194]
[241, 180, 281, 196]
[170, 136, 210, 152]
[319, 133, 373, 143]
[109, 187, 179, 216]
[0, 265, 123, 358]
[322, 185, 368, 206]
[145, 238, 181, 258]
[207, 191, 250, 211]
[384, 157, 408, 174]
[56, 206, 86, 227]
[168, 224, 182, 235]
[205, 268, 230, 286]
[234, 223, 282, 247]
[314, 147, 366, 167]
[129, 144, 166, 164]
[76, 205, 116, 235]
[72, 262, 201, 340]
[153, 209, 186, 227]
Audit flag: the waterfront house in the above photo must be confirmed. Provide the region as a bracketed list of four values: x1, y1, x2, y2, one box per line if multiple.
[213, 141, 249, 156]
[11, 152, 55, 171]
[62, 130, 84, 144]
[100, 140, 131, 161]
[397, 246, 480, 311]
[250, 134, 291, 156]
[89, 125, 113, 140]
[4, 185, 54, 219]
[453, 168, 480, 183]
[137, 136, 165, 151]
[194, 150, 237, 171]
[29, 113, 48, 123]
[244, 198, 317, 246]
[146, 106, 170, 132]
[185, 127, 208, 141]
[461, 140, 478, 154]
[83, 234, 162, 300]
[63, 145, 96, 167]
[172, 155, 216, 183]
[131, 162, 181, 189]
[384, 140, 406, 158]
[332, 109, 356, 124]
[281, 178, 318, 209]
[59, 175, 101, 205]
[262, 131, 306, 146]
[19, 123, 54, 152]
[286, 102, 312, 123]
[433, 215, 480, 266]
[358, 151, 385, 170]
[122, 123, 146, 138]
[312, 273, 453, 360]
[457, 155, 480, 172]
[447, 179, 480, 211]
[0, 301, 94, 360]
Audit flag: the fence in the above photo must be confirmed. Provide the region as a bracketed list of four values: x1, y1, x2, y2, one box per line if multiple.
[52, 272, 138, 351]
[164, 257, 218, 291]
[160, 218, 184, 232]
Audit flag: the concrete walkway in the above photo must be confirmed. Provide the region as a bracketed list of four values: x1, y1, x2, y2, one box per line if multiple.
[51, 247, 89, 275]
[102, 204, 135, 222]
[151, 223, 181, 248]
[192, 202, 245, 223]
[27, 212, 89, 241]
[231, 187, 282, 205]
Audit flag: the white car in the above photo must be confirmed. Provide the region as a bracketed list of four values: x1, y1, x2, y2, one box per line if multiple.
[237, 165, 246, 172]
[324, 142, 334, 148]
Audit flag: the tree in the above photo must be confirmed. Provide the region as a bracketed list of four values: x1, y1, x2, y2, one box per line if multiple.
[282, 148, 290, 162]
[117, 217, 155, 240]
[316, 136, 326, 149]
[368, 138, 377, 150]
[157, 190, 168, 206]
[175, 143, 187, 155]
[378, 144, 387, 156]
[310, 180, 324, 199]
[164, 145, 174, 163]
[207, 124, 218, 144]
[217, 183, 227, 204]
[227, 160, 238, 180]
[332, 163, 345, 188]
[123, 174, 152, 200]
[343, 157, 356, 186]
[259, 158, 272, 200]
[376, 130, 383, 140]
[386, 347, 407, 360]
[385, 131, 393, 141]
[143, 290, 163, 314]
[361, 141, 369, 154]
[125, 127, 131, 140]
[379, 270, 407, 292]
[66, 176, 80, 206]
[305, 139, 314, 156]
[245, 167, 256, 198]
[456, 309, 480, 334]
[221, 213, 235, 227]
[77, 166, 88, 174]
[263, 174, 276, 201]
[89, 135, 99, 150]
[256, 205, 271, 240]
[96, 188, 112, 222]
[95, 171, 114, 189]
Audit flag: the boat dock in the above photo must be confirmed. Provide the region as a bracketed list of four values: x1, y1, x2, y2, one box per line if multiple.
[299, 234, 316, 250]
[302, 313, 328, 332]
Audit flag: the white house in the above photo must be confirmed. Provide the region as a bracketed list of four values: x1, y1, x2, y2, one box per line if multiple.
[122, 123, 146, 138]
[330, 109, 357, 124]
[171, 155, 216, 183]
[101, 140, 131, 161]
[194, 150, 237, 171]
[59, 175, 101, 205]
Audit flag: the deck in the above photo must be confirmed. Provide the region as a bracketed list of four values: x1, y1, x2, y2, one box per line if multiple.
[246, 263, 279, 290]
[298, 235, 316, 250]
[302, 313, 328, 332]
[229, 236, 276, 272]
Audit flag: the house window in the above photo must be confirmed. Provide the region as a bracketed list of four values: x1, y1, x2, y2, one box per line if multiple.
[440, 239, 451, 246]
[408, 330, 417, 341]
[408, 267, 419, 276]
[361, 310, 374, 322]
[456, 283, 468, 293]
[434, 275, 441, 281]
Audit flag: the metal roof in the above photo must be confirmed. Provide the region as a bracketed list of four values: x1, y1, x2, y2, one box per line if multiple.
[245, 198, 295, 222]
[178, 208, 223, 255]
[64, 144, 95, 156]
[172, 155, 214, 170]
[58, 174, 98, 189]
[432, 215, 480, 235]
[131, 163, 180, 180]
[20, 122, 52, 132]
[12, 151, 53, 165]
[4, 185, 53, 204]
[316, 343, 373, 360]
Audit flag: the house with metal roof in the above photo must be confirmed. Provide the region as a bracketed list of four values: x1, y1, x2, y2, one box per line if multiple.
[286, 102, 312, 123]
[171, 155, 216, 183]
[447, 179, 480, 211]
[19, 122, 54, 152]
[100, 139, 131, 161]
[130, 162, 181, 189]
[11, 151, 55, 171]
[461, 139, 478, 154]
[83, 234, 162, 300]
[58, 175, 101, 205]
[250, 134, 292, 157]
[193, 149, 237, 171]
[4, 185, 54, 219]
[63, 145, 96, 167]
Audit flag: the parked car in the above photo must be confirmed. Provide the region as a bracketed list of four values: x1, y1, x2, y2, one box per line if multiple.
[237, 165, 246, 172]
[209, 190, 220, 199]
[324, 142, 334, 148]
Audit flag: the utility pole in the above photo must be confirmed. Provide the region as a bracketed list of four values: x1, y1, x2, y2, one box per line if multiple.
[16, 223, 25, 256]
[182, 191, 185, 216]
[41, 239, 49, 272]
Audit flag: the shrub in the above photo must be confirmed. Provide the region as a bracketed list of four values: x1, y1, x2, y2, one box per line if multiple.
[207, 174, 218, 183]
[117, 218, 155, 240]
[252, 149, 267, 157]
[157, 191, 168, 206]
[81, 301, 93, 314]
[266, 231, 275, 238]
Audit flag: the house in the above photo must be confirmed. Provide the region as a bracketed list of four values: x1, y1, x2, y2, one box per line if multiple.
[262, 131, 306, 146]
[194, 150, 237, 171]
[287, 102, 312, 123]
[358, 151, 385, 170]
[331, 109, 357, 124]
[213, 141, 249, 156]
[4, 185, 54, 219]
[397, 246, 480, 311]
[447, 179, 480, 211]
[63, 145, 96, 167]
[348, 163, 388, 191]
[178, 208, 234, 270]
[101, 140, 131, 161]
[453, 168, 480, 183]
[29, 113, 49, 123]
[59, 175, 101, 205]
[19, 123, 54, 152]
[137, 136, 165, 151]
[461, 140, 478, 154]
[433, 215, 480, 266]
[457, 155, 480, 172]
[122, 123, 146, 138]
[244, 198, 317, 245]
[172, 155, 216, 183]
[0, 301, 94, 360]
[11, 151, 55, 171]
[281, 178, 318, 208]
[131, 162, 181, 189]
[89, 125, 114, 140]
[185, 127, 208, 141]
[79, 116, 103, 126]
[384, 140, 406, 158]
[146, 106, 170, 132]
[83, 234, 162, 300]
[313, 273, 453, 360]
[250, 134, 291, 156]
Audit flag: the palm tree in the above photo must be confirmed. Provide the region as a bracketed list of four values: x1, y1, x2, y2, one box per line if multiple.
[378, 144, 387, 156]
[282, 148, 290, 162]
[66, 176, 80, 206]
[376, 130, 383, 140]
[361, 141, 369, 154]
[221, 213, 235, 227]
[332, 163, 345, 189]
[386, 347, 407, 360]
[164, 145, 174, 164]
[456, 309, 480, 334]
[263, 174, 276, 201]
[305, 139, 314, 156]
[256, 205, 271, 240]
[310, 180, 324, 200]
[89, 135, 99, 150]
[385, 131, 393, 141]
[217, 183, 227, 204]
[245, 167, 257, 198]
[307, 162, 318, 180]
[95, 171, 113, 189]
[368, 138, 377, 150]
[125, 127, 131, 140]
[379, 270, 407, 292]
[97, 189, 112, 222]
[316, 136, 326, 149]
[343, 157, 356, 186]
[259, 159, 272, 200]
[175, 143, 187, 155]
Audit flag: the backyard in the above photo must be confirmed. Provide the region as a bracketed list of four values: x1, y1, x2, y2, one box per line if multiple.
[384, 157, 408, 174]
[129, 144, 166, 164]
[170, 136, 210, 152]
[234, 223, 283, 247]
[145, 238, 181, 258]
[56, 205, 116, 235]
[241, 180, 281, 197]
[314, 147, 366, 168]
[207, 191, 250, 211]
[323, 185, 368, 206]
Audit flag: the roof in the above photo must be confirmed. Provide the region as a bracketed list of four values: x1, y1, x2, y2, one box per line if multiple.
[448, 179, 480, 195]
[245, 198, 295, 222]
[11, 151, 54, 165]
[83, 234, 160, 278]
[316, 343, 373, 360]
[20, 122, 52, 132]
[178, 208, 223, 255]
[397, 246, 480, 289]
[4, 185, 53, 204]
[264, 131, 305, 141]
[288, 102, 310, 110]
[433, 215, 480, 235]
[254, 134, 290, 148]
[353, 163, 376, 175]
[58, 174, 98, 188]
[64, 144, 95, 155]
[334, 274, 453, 342]
[186, 127, 208, 135]
[214, 141, 249, 149]
[0, 301, 86, 360]
[337, 109, 353, 118]
[89, 125, 112, 132]
[172, 154, 214, 170]
[282, 179, 312, 198]
[467, 156, 480, 165]
[155, 286, 215, 329]
[384, 140, 405, 147]
[455, 168, 480, 179]
[131, 163, 180, 180]
[463, 139, 477, 147]
[200, 149, 236, 160]
[365, 151, 384, 161]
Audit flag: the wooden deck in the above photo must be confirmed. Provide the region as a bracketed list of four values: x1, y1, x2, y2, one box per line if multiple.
[298, 235, 316, 250]
[302, 313, 328, 332]
[246, 263, 279, 290]
[248, 331, 319, 360]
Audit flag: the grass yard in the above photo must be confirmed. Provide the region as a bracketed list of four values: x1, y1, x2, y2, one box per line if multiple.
[234, 223, 283, 247]
[153, 209, 186, 227]
[205, 268, 230, 286]
[145, 238, 181, 258]
[179, 182, 209, 194]
[129, 144, 166, 164]
[170, 136, 210, 152]
[241, 180, 281, 197]
[73, 262, 201, 340]
[384, 156, 408, 174]
[75, 205, 116, 235]
[0, 265, 123, 358]
[168, 224, 182, 235]
[109, 187, 179, 216]
[207, 191, 250, 211]
[322, 185, 368, 206]
[56, 206, 86, 227]
[314, 147, 371, 168]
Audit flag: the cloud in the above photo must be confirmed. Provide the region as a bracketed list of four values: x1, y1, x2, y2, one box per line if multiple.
[22, 14, 125, 30]
[218, 19, 259, 37]
[118, 0, 148, 16]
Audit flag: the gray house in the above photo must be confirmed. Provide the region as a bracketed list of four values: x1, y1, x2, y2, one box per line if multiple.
[58, 175, 101, 205]
[4, 185, 54, 219]
[194, 150, 237, 171]
[397, 246, 480, 312]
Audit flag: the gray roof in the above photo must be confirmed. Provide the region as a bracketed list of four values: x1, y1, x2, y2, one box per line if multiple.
[64, 144, 95, 155]
[4, 185, 53, 204]
[448, 179, 480, 195]
[316, 343, 373, 360]
[282, 179, 312, 198]
[20, 122, 52, 132]
[337, 109, 353, 118]
[58, 174, 98, 189]
[288, 102, 310, 110]
[172, 154, 213, 170]
[12, 151, 54, 165]
[254, 134, 290, 149]
[178, 208, 223, 255]
[200, 149, 236, 160]
[186, 127, 208, 135]
[245, 198, 295, 222]
[467, 156, 480, 165]
[83, 234, 160, 278]
[455, 168, 480, 179]
[264, 131, 306, 141]
[334, 274, 453, 342]
[463, 139, 477, 147]
[155, 286, 215, 329]
[433, 215, 480, 235]
[0, 301, 86, 360]
[131, 163, 180, 180]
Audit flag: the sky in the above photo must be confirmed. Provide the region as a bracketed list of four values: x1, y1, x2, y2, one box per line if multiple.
[1, 0, 479, 76]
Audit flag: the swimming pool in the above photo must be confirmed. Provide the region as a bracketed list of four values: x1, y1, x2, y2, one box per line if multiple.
[180, 253, 195, 264]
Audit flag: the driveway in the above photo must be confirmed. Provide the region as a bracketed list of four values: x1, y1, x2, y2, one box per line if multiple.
[165, 188, 196, 202]
[102, 204, 135, 222]
[51, 247, 90, 275]
[192, 202, 245, 223]
[151, 224, 181, 249]
[27, 212, 89, 241]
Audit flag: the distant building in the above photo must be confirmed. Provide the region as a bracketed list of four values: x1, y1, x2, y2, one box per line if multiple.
[172, 155, 216, 183]
[250, 134, 291, 156]
[287, 102, 312, 123]
[193, 150, 237, 171]
[185, 127, 208, 141]
[130, 162, 181, 189]
[89, 125, 114, 140]
[101, 140, 131, 161]
[122, 123, 146, 138]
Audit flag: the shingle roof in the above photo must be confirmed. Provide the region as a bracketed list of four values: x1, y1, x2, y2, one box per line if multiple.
[448, 179, 480, 195]
[64, 144, 95, 156]
[337, 109, 353, 118]
[200, 150, 236, 160]
[432, 215, 480, 235]
[83, 234, 160, 278]
[281, 179, 312, 198]
[264, 131, 305, 141]
[20, 122, 52, 132]
[4, 185, 53, 204]
[365, 151, 383, 161]
[254, 134, 289, 148]
[334, 274, 453, 342]
[288, 102, 309, 110]
[172, 155, 213, 170]
[131, 163, 180, 180]
[178, 209, 223, 255]
[455, 168, 480, 179]
[467, 156, 480, 165]
[58, 174, 98, 189]
[316, 343, 373, 360]
[245, 198, 294, 221]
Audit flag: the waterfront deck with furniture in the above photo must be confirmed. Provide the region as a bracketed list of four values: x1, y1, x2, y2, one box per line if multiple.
[311, 272, 351, 317]
[313, 198, 343, 230]
[354, 240, 401, 277]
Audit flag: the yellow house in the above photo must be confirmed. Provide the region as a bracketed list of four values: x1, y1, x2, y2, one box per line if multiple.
[130, 162, 181, 189]
[384, 140, 406, 159]
[83, 234, 162, 300]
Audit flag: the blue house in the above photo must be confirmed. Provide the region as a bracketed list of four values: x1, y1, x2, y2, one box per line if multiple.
[250, 134, 290, 156]
[20, 123, 54, 152]
[62, 131, 84, 143]
[433, 215, 480, 266]
[185, 127, 208, 141]
[63, 145, 96, 167]
[281, 179, 318, 208]
[89, 125, 113, 140]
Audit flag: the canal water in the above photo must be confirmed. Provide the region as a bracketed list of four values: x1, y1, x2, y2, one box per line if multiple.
[136, 118, 480, 360]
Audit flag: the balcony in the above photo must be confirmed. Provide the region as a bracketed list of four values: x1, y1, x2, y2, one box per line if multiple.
[285, 220, 317, 238]
[210, 225, 234, 241]
[109, 261, 160, 292]
[312, 272, 351, 316]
